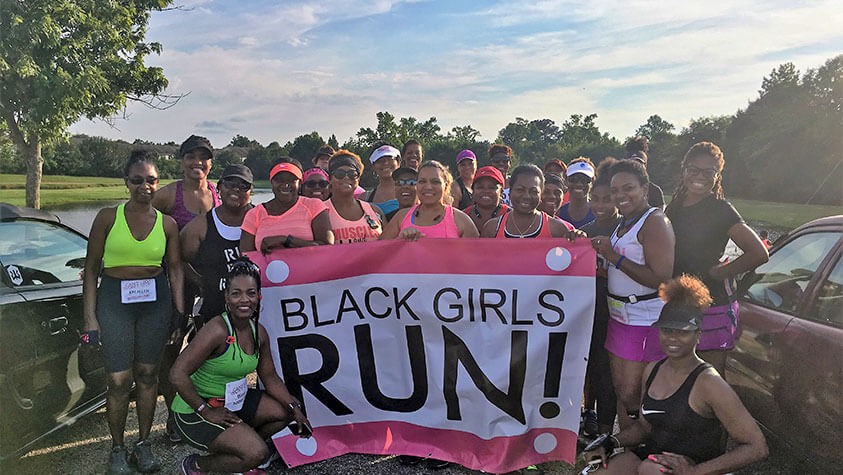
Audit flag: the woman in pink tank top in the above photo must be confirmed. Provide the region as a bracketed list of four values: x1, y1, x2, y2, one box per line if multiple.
[380, 161, 478, 240]
[325, 151, 385, 244]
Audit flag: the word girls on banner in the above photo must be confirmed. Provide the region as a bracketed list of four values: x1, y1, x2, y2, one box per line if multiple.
[249, 238, 596, 474]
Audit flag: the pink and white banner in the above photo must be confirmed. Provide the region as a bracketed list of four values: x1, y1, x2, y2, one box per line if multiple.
[249, 238, 595, 474]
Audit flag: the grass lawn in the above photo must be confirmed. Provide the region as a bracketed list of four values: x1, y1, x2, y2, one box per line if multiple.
[728, 198, 842, 231]
[0, 174, 174, 208]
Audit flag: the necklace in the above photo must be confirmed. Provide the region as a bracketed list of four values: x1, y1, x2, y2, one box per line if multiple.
[472, 203, 502, 220]
[620, 208, 648, 230]
[509, 211, 539, 238]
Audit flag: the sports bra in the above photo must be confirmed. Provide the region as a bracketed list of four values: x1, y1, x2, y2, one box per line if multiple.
[495, 211, 552, 238]
[103, 204, 166, 268]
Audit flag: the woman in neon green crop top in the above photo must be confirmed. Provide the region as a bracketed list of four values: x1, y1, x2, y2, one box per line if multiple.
[82, 151, 185, 474]
[170, 258, 311, 474]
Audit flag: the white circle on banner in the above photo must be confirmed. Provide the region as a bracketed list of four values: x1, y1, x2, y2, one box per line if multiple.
[533, 432, 557, 454]
[545, 247, 571, 271]
[266, 260, 290, 283]
[296, 435, 318, 456]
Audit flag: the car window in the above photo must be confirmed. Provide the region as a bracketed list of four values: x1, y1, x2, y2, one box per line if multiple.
[745, 231, 839, 314]
[807, 256, 843, 327]
[0, 220, 87, 286]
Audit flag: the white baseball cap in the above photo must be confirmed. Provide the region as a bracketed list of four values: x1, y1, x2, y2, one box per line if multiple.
[566, 161, 595, 179]
[369, 145, 401, 164]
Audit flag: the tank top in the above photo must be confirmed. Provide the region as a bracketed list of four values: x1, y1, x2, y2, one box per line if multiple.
[455, 177, 473, 210]
[326, 199, 382, 244]
[103, 204, 166, 268]
[495, 212, 552, 238]
[241, 197, 328, 251]
[399, 205, 460, 238]
[365, 183, 400, 216]
[171, 313, 259, 414]
[607, 207, 664, 326]
[171, 180, 221, 230]
[195, 208, 245, 318]
[557, 202, 595, 229]
[641, 360, 724, 463]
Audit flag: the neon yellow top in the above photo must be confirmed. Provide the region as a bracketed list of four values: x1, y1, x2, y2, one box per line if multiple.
[103, 204, 166, 268]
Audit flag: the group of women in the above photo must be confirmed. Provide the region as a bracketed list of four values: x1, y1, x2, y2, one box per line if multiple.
[81, 135, 770, 474]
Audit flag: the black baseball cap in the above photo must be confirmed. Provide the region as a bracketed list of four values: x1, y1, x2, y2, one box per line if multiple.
[392, 166, 418, 180]
[179, 135, 214, 158]
[220, 164, 253, 184]
[652, 302, 702, 331]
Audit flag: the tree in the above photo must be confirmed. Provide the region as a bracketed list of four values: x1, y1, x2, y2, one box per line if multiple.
[286, 132, 325, 165]
[354, 112, 442, 152]
[0, 0, 176, 208]
[229, 134, 261, 148]
[635, 115, 675, 141]
[327, 134, 340, 149]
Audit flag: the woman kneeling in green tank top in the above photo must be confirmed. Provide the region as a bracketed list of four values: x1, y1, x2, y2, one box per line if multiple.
[169, 258, 311, 474]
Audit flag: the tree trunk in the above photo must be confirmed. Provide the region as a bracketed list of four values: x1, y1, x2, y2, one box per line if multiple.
[23, 142, 43, 209]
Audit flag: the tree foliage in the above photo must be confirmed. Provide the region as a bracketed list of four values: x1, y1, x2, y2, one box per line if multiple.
[0, 0, 174, 207]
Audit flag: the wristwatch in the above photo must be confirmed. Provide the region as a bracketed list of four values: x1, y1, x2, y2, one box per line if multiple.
[283, 235, 293, 248]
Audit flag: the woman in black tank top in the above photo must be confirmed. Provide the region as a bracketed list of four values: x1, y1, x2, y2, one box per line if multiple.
[583, 276, 767, 474]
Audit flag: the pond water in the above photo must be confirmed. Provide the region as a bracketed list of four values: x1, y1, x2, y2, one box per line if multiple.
[48, 189, 275, 234]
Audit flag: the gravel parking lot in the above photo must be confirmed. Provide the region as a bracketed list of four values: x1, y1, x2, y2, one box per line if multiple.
[5, 396, 808, 475]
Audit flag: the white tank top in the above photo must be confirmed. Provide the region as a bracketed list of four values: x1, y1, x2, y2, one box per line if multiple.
[607, 207, 664, 326]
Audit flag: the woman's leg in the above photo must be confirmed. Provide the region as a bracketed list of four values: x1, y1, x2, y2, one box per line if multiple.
[250, 392, 293, 439]
[609, 353, 647, 431]
[591, 452, 644, 474]
[197, 423, 269, 473]
[133, 362, 159, 441]
[105, 370, 134, 446]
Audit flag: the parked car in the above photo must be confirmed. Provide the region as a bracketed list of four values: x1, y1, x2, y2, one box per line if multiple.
[0, 203, 106, 461]
[727, 215, 842, 469]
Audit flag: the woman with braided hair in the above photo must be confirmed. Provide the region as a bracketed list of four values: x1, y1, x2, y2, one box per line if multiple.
[664, 142, 768, 375]
[170, 258, 312, 474]
[582, 275, 767, 474]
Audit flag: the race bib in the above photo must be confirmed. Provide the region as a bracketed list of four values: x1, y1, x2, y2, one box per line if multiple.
[120, 278, 156, 304]
[224, 378, 248, 411]
[608, 296, 628, 324]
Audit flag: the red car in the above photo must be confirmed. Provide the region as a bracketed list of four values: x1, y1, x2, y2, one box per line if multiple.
[727, 215, 842, 469]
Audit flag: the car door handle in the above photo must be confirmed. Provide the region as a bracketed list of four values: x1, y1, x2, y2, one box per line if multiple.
[42, 316, 69, 335]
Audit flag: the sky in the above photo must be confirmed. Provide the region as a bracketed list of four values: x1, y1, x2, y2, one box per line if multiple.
[69, 0, 843, 148]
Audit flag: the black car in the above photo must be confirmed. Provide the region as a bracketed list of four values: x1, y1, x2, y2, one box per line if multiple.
[0, 203, 106, 460]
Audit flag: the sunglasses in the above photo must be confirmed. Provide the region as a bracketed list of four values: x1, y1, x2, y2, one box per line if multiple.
[127, 176, 159, 185]
[331, 169, 360, 180]
[365, 215, 379, 230]
[567, 174, 592, 184]
[684, 166, 719, 179]
[220, 178, 252, 191]
[394, 178, 418, 186]
[304, 180, 330, 189]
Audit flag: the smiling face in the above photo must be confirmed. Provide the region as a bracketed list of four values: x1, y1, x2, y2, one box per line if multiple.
[416, 166, 447, 205]
[610, 171, 648, 216]
[393, 172, 418, 208]
[509, 173, 542, 214]
[589, 183, 617, 222]
[125, 162, 159, 204]
[402, 144, 423, 170]
[218, 177, 252, 209]
[373, 157, 399, 179]
[659, 328, 700, 358]
[271, 171, 301, 205]
[682, 153, 720, 200]
[180, 148, 212, 181]
[471, 177, 501, 209]
[539, 182, 564, 215]
[329, 166, 360, 197]
[490, 153, 512, 176]
[225, 274, 260, 320]
[565, 172, 592, 203]
[302, 176, 330, 199]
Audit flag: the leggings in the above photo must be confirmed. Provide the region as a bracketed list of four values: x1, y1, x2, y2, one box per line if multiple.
[96, 273, 172, 373]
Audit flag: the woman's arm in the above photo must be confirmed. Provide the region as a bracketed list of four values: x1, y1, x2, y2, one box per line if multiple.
[240, 230, 257, 253]
[709, 222, 769, 281]
[82, 208, 114, 332]
[305, 209, 334, 246]
[379, 208, 411, 240]
[179, 213, 206, 291]
[163, 215, 185, 315]
[453, 208, 479, 238]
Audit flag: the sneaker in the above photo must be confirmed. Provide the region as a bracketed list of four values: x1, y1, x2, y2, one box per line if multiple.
[424, 458, 450, 470]
[129, 440, 161, 473]
[181, 454, 208, 475]
[167, 414, 183, 443]
[583, 409, 599, 437]
[107, 446, 133, 475]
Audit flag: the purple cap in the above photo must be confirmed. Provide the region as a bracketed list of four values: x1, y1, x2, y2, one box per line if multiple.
[456, 150, 476, 164]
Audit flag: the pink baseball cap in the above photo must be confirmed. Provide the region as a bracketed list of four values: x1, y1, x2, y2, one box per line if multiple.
[456, 149, 476, 164]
